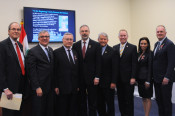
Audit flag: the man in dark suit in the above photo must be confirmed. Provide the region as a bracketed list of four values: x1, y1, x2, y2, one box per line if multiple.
[97, 32, 119, 116]
[113, 29, 137, 116]
[54, 32, 79, 116]
[73, 25, 101, 116]
[26, 30, 54, 116]
[0, 22, 26, 116]
[153, 25, 175, 116]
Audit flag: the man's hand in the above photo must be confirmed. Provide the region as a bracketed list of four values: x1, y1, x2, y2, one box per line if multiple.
[162, 78, 169, 85]
[110, 83, 116, 89]
[55, 88, 59, 95]
[94, 78, 99, 85]
[144, 82, 150, 89]
[36, 87, 43, 97]
[4, 89, 13, 100]
[130, 78, 136, 85]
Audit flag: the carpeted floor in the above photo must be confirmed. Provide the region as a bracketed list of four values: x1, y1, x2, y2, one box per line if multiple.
[114, 95, 175, 116]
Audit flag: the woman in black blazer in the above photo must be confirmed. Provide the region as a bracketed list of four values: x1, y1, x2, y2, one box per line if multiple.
[137, 37, 153, 116]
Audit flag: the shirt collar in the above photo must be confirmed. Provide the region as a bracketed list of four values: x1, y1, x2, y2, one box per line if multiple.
[9, 37, 17, 45]
[102, 44, 107, 50]
[39, 43, 48, 50]
[81, 38, 90, 44]
[120, 42, 127, 47]
[158, 37, 166, 45]
[63, 45, 72, 51]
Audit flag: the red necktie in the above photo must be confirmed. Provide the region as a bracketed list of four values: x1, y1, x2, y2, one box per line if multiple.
[15, 43, 25, 76]
[82, 42, 86, 59]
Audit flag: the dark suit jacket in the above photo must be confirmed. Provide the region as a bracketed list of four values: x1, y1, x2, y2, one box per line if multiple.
[113, 42, 137, 83]
[153, 37, 175, 83]
[54, 46, 79, 94]
[26, 44, 54, 94]
[99, 45, 119, 88]
[73, 39, 101, 86]
[173, 45, 175, 82]
[137, 51, 153, 83]
[0, 37, 25, 94]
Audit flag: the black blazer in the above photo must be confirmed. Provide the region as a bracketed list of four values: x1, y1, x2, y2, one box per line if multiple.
[99, 45, 119, 88]
[26, 44, 54, 94]
[0, 37, 25, 94]
[153, 37, 175, 83]
[113, 42, 138, 83]
[73, 39, 101, 86]
[54, 46, 79, 94]
[137, 51, 153, 83]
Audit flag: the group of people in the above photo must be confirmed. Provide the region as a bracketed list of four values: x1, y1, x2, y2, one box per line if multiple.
[0, 22, 175, 116]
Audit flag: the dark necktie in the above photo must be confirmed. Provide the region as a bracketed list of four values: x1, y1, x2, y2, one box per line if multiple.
[67, 49, 74, 65]
[82, 42, 86, 59]
[154, 42, 160, 56]
[15, 42, 25, 76]
[45, 48, 51, 62]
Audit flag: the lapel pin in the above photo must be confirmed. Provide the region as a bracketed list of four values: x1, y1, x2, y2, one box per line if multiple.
[74, 56, 77, 60]
[89, 45, 91, 48]
[105, 51, 107, 54]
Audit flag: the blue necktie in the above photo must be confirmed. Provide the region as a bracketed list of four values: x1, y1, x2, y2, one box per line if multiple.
[154, 42, 160, 56]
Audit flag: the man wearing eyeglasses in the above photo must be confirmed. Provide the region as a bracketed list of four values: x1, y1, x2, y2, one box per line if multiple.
[26, 30, 54, 116]
[54, 32, 79, 116]
[0, 22, 27, 116]
[73, 25, 101, 116]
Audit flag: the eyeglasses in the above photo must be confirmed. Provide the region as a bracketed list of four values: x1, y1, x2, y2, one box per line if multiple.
[39, 36, 50, 38]
[10, 28, 21, 32]
[65, 38, 73, 41]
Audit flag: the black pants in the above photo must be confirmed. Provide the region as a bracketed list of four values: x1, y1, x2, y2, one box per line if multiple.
[31, 91, 53, 116]
[56, 93, 78, 116]
[2, 107, 21, 116]
[154, 81, 173, 116]
[77, 85, 98, 116]
[117, 82, 134, 116]
[97, 87, 115, 116]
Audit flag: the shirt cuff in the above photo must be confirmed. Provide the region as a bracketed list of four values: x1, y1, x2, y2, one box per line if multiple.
[145, 82, 150, 84]
[4, 88, 9, 91]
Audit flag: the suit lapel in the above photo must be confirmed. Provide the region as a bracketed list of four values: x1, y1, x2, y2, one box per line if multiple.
[61, 46, 71, 65]
[37, 45, 50, 62]
[72, 50, 78, 64]
[121, 43, 129, 58]
[153, 42, 158, 53]
[154, 38, 167, 57]
[85, 39, 92, 58]
[116, 44, 120, 56]
[102, 45, 109, 56]
[7, 38, 20, 67]
[77, 41, 83, 59]
[160, 38, 167, 49]
[48, 47, 53, 63]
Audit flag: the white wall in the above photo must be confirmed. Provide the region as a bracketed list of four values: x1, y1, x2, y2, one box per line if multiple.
[131, 0, 175, 48]
[0, 0, 175, 103]
[0, 0, 131, 49]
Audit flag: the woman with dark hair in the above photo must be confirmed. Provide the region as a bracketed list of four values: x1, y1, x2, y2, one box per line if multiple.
[137, 37, 153, 116]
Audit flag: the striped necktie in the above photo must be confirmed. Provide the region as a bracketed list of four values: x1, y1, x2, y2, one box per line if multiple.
[120, 44, 124, 57]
